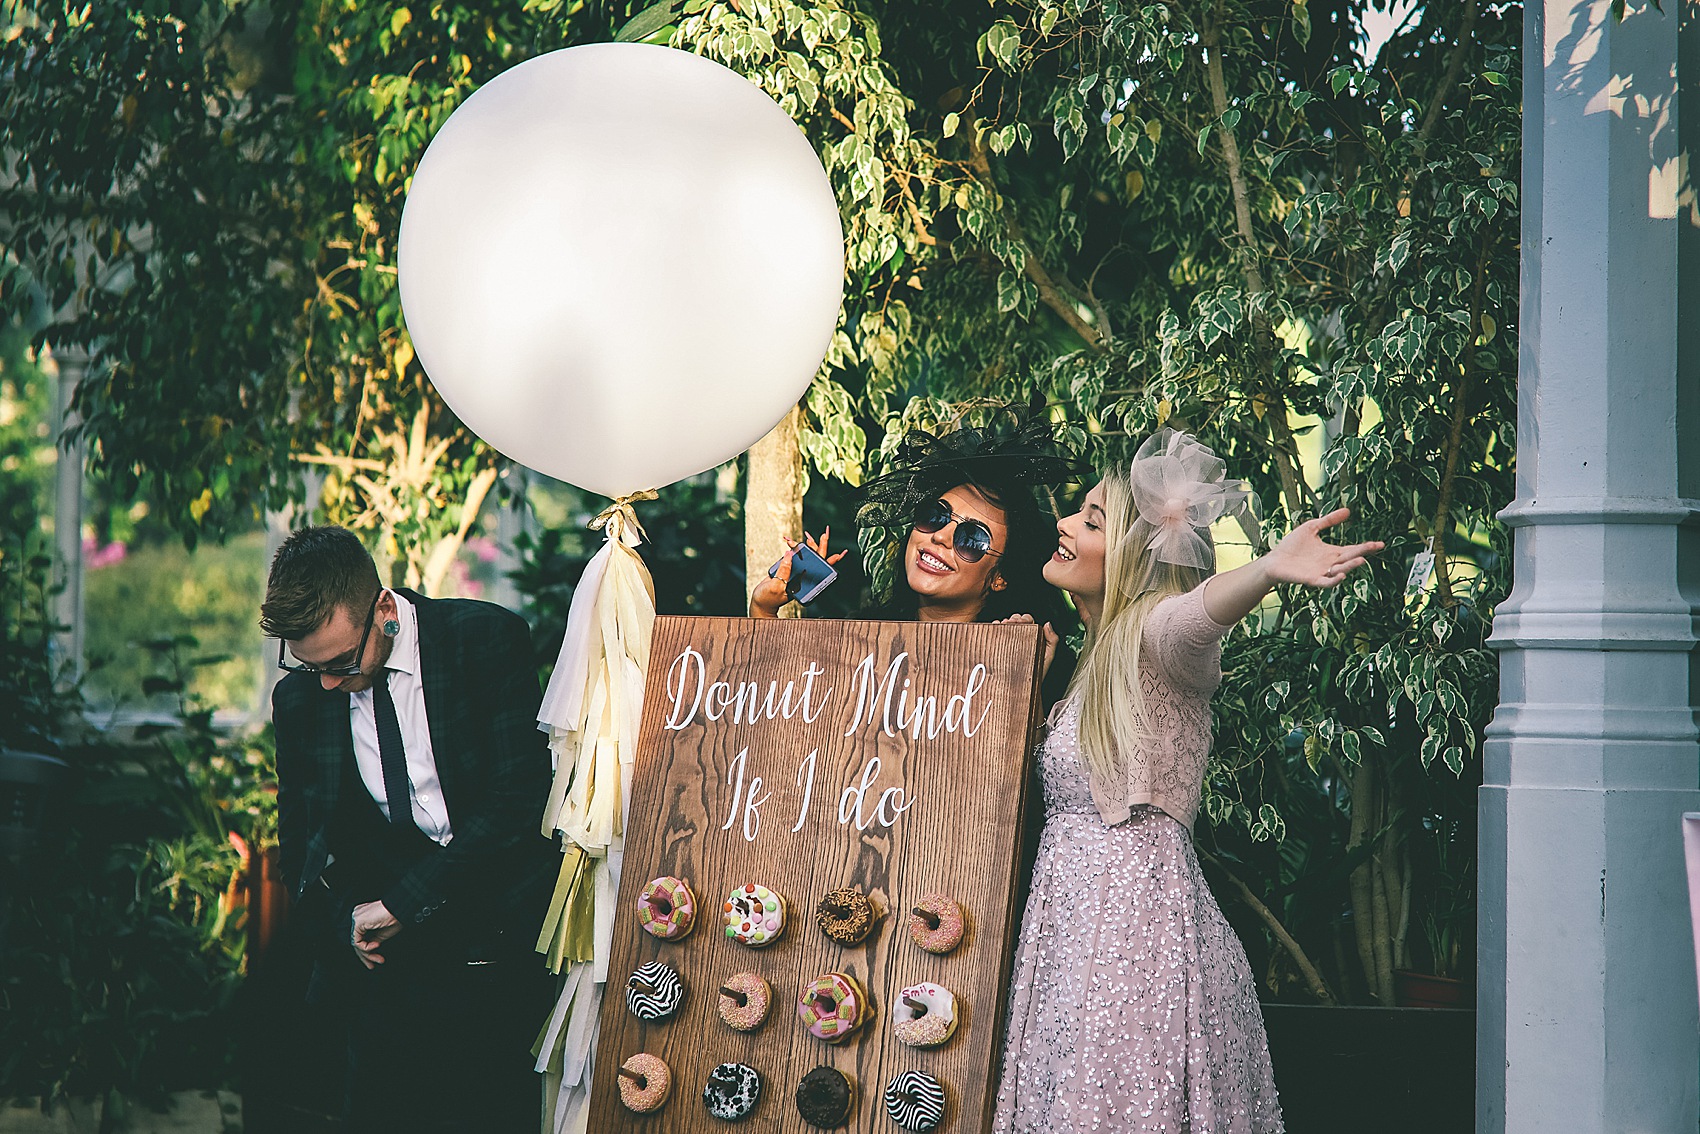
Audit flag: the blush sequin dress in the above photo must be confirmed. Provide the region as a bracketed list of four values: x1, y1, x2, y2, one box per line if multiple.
[992, 589, 1284, 1134]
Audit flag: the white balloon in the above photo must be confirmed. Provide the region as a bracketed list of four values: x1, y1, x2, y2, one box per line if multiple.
[398, 43, 844, 499]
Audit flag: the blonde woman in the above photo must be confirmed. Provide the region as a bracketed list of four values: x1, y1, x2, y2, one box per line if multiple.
[993, 430, 1381, 1134]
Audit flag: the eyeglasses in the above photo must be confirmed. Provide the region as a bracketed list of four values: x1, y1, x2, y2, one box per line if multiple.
[912, 498, 1004, 564]
[277, 591, 379, 676]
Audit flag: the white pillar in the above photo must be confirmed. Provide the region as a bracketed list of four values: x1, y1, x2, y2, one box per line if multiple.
[47, 345, 86, 681]
[1480, 1, 1700, 1131]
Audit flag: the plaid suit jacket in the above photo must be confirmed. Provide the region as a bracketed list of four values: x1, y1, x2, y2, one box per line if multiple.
[272, 589, 554, 938]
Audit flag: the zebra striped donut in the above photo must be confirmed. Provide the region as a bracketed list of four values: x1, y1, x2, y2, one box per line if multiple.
[883, 1070, 946, 1132]
[625, 961, 685, 1022]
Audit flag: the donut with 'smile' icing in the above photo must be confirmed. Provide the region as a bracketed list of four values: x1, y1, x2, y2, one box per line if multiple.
[716, 972, 773, 1032]
[637, 875, 697, 941]
[625, 961, 685, 1021]
[883, 1069, 947, 1132]
[795, 1065, 855, 1128]
[797, 972, 869, 1044]
[815, 887, 880, 946]
[616, 1053, 671, 1113]
[892, 982, 959, 1048]
[724, 883, 787, 947]
[702, 1061, 762, 1122]
[907, 893, 965, 954]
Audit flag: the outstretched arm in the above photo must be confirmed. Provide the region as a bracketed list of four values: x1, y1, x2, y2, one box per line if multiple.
[749, 528, 847, 618]
[1202, 507, 1384, 627]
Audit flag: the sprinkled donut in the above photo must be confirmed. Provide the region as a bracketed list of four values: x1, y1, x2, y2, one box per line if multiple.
[883, 1069, 947, 1132]
[637, 875, 697, 941]
[797, 972, 869, 1044]
[892, 982, 959, 1048]
[815, 887, 880, 946]
[723, 883, 787, 947]
[625, 961, 685, 1022]
[795, 1065, 855, 1129]
[907, 893, 965, 954]
[716, 972, 773, 1032]
[616, 1053, 671, 1113]
[702, 1061, 762, 1122]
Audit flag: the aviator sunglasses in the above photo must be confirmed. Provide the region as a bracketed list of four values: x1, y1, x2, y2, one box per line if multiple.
[912, 498, 1004, 563]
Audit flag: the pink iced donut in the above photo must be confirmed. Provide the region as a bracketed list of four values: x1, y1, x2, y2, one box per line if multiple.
[723, 883, 787, 947]
[638, 876, 697, 941]
[797, 972, 869, 1044]
[617, 1053, 672, 1113]
[908, 893, 965, 954]
[716, 972, 773, 1032]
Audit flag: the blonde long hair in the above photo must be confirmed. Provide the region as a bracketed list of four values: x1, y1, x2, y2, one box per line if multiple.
[1069, 465, 1213, 791]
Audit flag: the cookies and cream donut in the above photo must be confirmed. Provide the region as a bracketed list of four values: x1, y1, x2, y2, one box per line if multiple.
[723, 883, 786, 947]
[797, 972, 869, 1044]
[883, 1069, 947, 1132]
[702, 1061, 762, 1122]
[625, 961, 685, 1021]
[892, 982, 959, 1048]
[795, 1065, 855, 1129]
[815, 887, 879, 946]
[716, 972, 773, 1032]
[908, 893, 965, 954]
[637, 875, 697, 941]
[616, 1053, 671, 1113]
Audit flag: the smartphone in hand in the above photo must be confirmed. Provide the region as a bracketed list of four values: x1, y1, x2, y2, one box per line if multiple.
[768, 541, 838, 605]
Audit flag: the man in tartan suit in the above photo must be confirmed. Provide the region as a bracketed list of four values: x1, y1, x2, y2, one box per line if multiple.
[263, 525, 554, 1132]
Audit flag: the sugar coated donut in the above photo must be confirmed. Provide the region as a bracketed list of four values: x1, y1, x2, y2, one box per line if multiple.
[625, 961, 685, 1022]
[908, 893, 965, 954]
[637, 875, 697, 941]
[815, 887, 879, 946]
[716, 971, 773, 1032]
[723, 883, 786, 947]
[795, 1065, 855, 1129]
[702, 1061, 762, 1122]
[892, 982, 959, 1048]
[797, 972, 869, 1044]
[617, 1053, 671, 1113]
[883, 1069, 947, 1132]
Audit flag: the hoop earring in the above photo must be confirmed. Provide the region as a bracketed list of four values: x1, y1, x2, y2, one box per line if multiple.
[383, 619, 401, 637]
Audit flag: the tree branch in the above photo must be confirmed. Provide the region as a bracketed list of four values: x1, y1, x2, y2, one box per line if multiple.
[1200, 847, 1338, 1005]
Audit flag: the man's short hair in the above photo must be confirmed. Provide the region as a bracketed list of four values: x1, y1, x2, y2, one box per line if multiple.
[260, 526, 382, 640]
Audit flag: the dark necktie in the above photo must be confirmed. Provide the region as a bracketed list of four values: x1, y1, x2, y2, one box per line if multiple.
[371, 673, 423, 835]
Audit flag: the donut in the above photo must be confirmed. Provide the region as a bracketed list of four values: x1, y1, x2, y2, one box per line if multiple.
[637, 875, 697, 941]
[797, 972, 869, 1044]
[883, 1069, 947, 1132]
[616, 1053, 671, 1113]
[815, 887, 880, 946]
[716, 972, 773, 1032]
[795, 1065, 855, 1129]
[625, 961, 685, 1022]
[908, 893, 965, 954]
[892, 982, 959, 1048]
[702, 1061, 762, 1122]
[723, 883, 787, 947]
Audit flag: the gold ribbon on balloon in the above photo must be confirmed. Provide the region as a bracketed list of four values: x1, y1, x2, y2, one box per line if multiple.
[588, 489, 657, 547]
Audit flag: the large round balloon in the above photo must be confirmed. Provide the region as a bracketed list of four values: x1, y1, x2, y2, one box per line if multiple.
[398, 43, 844, 499]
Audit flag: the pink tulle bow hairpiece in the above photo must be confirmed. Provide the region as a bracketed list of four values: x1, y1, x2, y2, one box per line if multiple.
[1129, 428, 1259, 568]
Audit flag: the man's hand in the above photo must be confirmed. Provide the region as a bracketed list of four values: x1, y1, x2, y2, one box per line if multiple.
[351, 900, 402, 969]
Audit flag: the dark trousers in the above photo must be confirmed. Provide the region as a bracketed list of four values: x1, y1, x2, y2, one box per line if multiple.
[347, 923, 550, 1133]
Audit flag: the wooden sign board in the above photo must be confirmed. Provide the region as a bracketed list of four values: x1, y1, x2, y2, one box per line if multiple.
[589, 616, 1044, 1133]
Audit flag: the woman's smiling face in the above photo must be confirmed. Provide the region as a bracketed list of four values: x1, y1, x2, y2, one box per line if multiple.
[903, 484, 1009, 619]
[1044, 481, 1108, 620]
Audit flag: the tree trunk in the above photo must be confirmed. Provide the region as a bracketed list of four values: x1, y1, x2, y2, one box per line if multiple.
[745, 406, 805, 615]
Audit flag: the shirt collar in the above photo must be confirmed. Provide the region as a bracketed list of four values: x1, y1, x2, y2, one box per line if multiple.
[385, 590, 420, 677]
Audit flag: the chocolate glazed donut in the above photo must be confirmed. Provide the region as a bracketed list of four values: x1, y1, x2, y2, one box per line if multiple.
[795, 1065, 855, 1128]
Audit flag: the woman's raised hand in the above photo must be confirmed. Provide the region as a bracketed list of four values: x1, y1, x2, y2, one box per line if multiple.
[748, 528, 848, 618]
[1262, 507, 1384, 589]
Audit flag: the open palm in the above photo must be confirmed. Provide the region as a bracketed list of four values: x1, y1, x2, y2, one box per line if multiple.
[1264, 508, 1384, 589]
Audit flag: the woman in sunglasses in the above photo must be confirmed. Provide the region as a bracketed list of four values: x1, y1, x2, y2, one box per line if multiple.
[993, 430, 1382, 1134]
[749, 407, 1082, 705]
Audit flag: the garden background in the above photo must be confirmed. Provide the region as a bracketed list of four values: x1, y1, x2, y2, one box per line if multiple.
[0, 0, 1515, 1123]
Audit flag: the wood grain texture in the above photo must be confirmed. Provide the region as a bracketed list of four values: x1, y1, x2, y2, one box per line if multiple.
[589, 616, 1043, 1133]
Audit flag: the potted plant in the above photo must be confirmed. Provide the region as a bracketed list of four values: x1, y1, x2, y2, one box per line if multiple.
[1396, 813, 1475, 1008]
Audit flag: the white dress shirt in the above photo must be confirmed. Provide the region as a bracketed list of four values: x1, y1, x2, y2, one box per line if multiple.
[349, 591, 453, 845]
